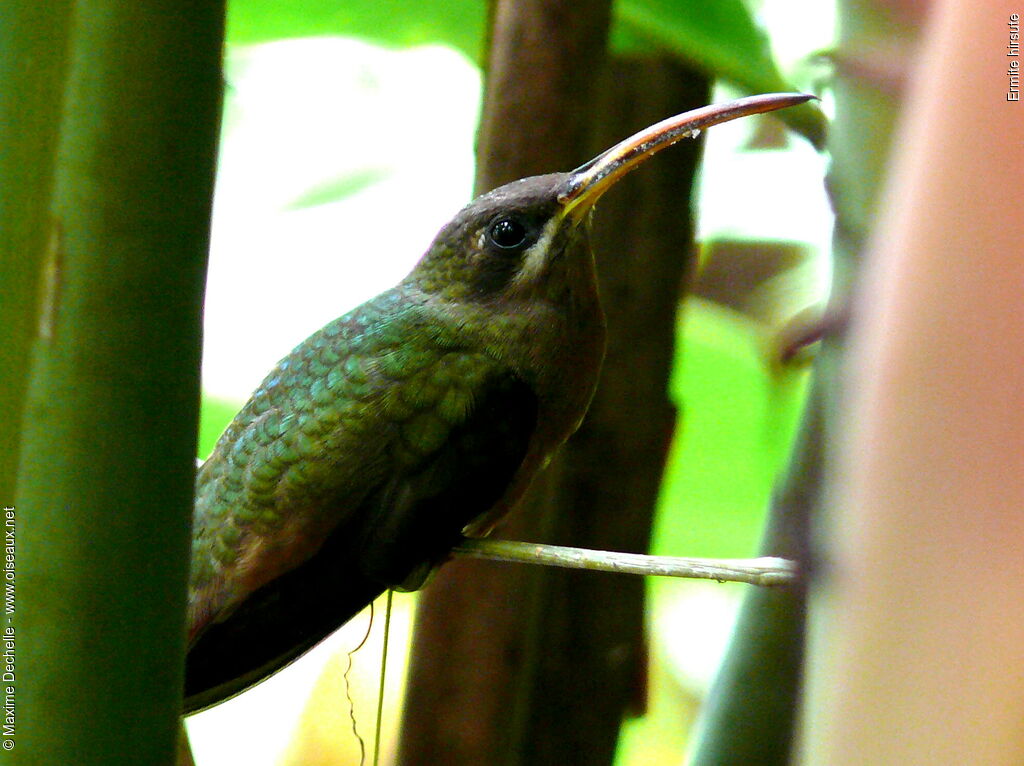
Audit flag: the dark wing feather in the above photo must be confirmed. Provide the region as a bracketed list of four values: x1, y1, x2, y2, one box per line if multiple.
[184, 371, 537, 713]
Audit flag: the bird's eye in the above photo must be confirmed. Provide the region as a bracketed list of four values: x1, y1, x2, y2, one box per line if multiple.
[487, 216, 529, 251]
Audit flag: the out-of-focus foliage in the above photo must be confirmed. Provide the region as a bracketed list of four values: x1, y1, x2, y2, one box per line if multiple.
[284, 166, 392, 210]
[612, 298, 809, 766]
[227, 0, 486, 60]
[198, 396, 245, 459]
[614, 0, 825, 146]
[225, 0, 825, 145]
[657, 297, 809, 560]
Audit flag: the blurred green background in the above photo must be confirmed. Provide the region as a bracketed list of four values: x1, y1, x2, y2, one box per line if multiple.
[187, 1, 833, 763]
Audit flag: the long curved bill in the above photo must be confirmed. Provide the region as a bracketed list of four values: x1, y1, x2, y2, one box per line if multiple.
[558, 92, 816, 220]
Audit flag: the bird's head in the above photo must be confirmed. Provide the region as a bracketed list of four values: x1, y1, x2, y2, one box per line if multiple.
[408, 93, 815, 307]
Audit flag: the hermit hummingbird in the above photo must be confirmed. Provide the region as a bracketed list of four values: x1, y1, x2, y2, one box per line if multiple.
[184, 92, 814, 713]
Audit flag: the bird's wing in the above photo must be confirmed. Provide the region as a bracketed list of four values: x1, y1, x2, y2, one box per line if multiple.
[185, 300, 538, 711]
[188, 290, 405, 641]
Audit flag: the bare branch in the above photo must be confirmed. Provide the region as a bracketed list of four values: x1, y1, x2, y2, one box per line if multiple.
[453, 539, 798, 587]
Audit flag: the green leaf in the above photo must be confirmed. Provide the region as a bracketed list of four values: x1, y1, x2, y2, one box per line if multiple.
[226, 0, 823, 144]
[227, 0, 487, 62]
[653, 298, 809, 559]
[198, 394, 243, 459]
[612, 0, 827, 148]
[285, 166, 392, 210]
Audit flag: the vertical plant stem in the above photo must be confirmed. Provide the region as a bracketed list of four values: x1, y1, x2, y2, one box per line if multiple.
[13, 2, 224, 763]
[0, 2, 75, 500]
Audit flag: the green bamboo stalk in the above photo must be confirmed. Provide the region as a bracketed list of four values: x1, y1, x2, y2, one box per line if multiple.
[0, 2, 75, 502]
[12, 2, 225, 762]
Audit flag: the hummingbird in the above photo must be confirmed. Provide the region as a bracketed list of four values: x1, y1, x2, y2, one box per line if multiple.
[184, 92, 814, 713]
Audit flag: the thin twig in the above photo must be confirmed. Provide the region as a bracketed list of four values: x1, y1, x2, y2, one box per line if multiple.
[373, 589, 393, 766]
[453, 539, 798, 587]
